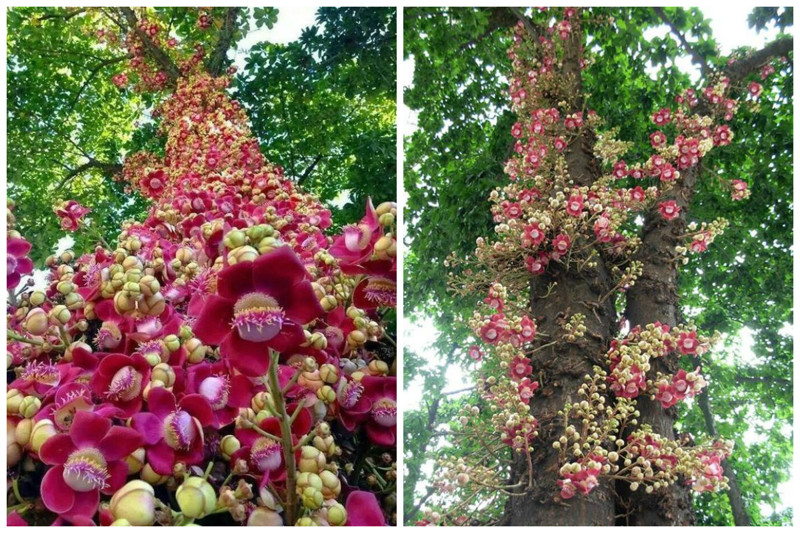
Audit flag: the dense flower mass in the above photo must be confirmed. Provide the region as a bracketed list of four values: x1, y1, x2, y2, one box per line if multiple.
[418, 7, 773, 525]
[6, 8, 395, 527]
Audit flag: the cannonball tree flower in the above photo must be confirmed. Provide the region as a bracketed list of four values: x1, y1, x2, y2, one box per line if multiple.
[329, 198, 382, 274]
[55, 200, 91, 231]
[131, 386, 213, 475]
[38, 410, 143, 522]
[90, 353, 151, 417]
[345, 490, 387, 526]
[468, 345, 483, 361]
[730, 179, 749, 201]
[231, 404, 312, 485]
[361, 376, 397, 447]
[352, 260, 397, 310]
[7, 235, 33, 289]
[658, 200, 681, 221]
[508, 355, 533, 382]
[185, 361, 253, 428]
[192, 246, 324, 377]
[677, 331, 700, 355]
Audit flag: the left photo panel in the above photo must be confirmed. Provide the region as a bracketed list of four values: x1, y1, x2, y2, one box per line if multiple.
[6, 6, 396, 526]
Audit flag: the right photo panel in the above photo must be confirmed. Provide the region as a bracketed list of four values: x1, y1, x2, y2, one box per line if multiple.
[402, 6, 793, 527]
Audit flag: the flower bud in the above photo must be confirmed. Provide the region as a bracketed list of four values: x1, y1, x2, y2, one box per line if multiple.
[29, 291, 46, 306]
[14, 418, 33, 448]
[163, 334, 181, 352]
[296, 517, 317, 526]
[18, 395, 41, 418]
[317, 385, 336, 404]
[319, 364, 338, 384]
[140, 293, 166, 316]
[257, 237, 282, 255]
[184, 338, 206, 364]
[126, 447, 146, 475]
[140, 463, 168, 485]
[139, 275, 160, 297]
[378, 212, 395, 226]
[223, 229, 248, 249]
[319, 470, 341, 499]
[110, 519, 132, 526]
[299, 446, 326, 474]
[56, 280, 75, 295]
[228, 245, 259, 264]
[23, 308, 49, 336]
[367, 360, 389, 376]
[347, 330, 367, 347]
[151, 363, 176, 387]
[300, 486, 324, 510]
[247, 508, 284, 526]
[110, 480, 157, 526]
[8, 419, 22, 468]
[49, 305, 71, 326]
[30, 418, 57, 453]
[320, 294, 338, 312]
[114, 291, 138, 314]
[176, 477, 217, 519]
[220, 435, 241, 460]
[122, 255, 143, 272]
[64, 292, 85, 310]
[7, 389, 24, 414]
[328, 502, 347, 526]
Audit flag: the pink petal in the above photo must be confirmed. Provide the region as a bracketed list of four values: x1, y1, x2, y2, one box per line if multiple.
[269, 322, 306, 353]
[180, 394, 214, 427]
[193, 295, 234, 346]
[103, 460, 129, 495]
[283, 281, 324, 325]
[7, 510, 28, 526]
[222, 332, 272, 377]
[69, 411, 111, 448]
[227, 374, 253, 407]
[41, 466, 76, 514]
[131, 413, 164, 446]
[345, 490, 386, 526]
[63, 489, 100, 523]
[217, 261, 255, 300]
[98, 426, 143, 461]
[39, 433, 77, 465]
[15, 257, 34, 275]
[7, 238, 32, 256]
[289, 405, 313, 436]
[366, 422, 396, 447]
[147, 440, 177, 476]
[7, 272, 21, 289]
[146, 386, 177, 419]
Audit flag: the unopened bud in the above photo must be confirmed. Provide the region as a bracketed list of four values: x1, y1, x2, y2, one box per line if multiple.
[176, 477, 217, 519]
[110, 480, 157, 526]
[23, 308, 49, 336]
[18, 396, 41, 418]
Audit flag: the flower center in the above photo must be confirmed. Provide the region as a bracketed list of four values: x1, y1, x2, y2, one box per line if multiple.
[250, 437, 282, 472]
[163, 409, 198, 450]
[54, 385, 93, 430]
[363, 277, 397, 307]
[343, 224, 372, 252]
[232, 293, 284, 343]
[372, 398, 397, 427]
[106, 366, 143, 402]
[63, 448, 109, 492]
[199, 375, 230, 410]
[21, 361, 60, 387]
[337, 380, 364, 409]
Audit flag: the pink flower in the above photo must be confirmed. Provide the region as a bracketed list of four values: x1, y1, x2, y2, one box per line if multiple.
[525, 253, 549, 276]
[186, 361, 254, 428]
[362, 376, 397, 447]
[55, 200, 91, 231]
[131, 387, 214, 475]
[551, 233, 571, 256]
[330, 199, 382, 274]
[730, 179, 749, 201]
[658, 200, 681, 221]
[7, 236, 33, 289]
[39, 411, 142, 522]
[193, 246, 324, 376]
[352, 260, 397, 310]
[140, 169, 168, 198]
[612, 160, 628, 179]
[565, 193, 584, 217]
[509, 355, 532, 381]
[468, 345, 483, 361]
[650, 130, 667, 147]
[518, 377, 539, 402]
[90, 354, 150, 417]
[677, 331, 700, 355]
[522, 222, 546, 247]
[689, 232, 711, 253]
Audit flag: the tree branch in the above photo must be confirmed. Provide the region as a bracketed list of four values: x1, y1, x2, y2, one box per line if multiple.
[206, 7, 243, 76]
[725, 36, 793, 84]
[118, 7, 182, 85]
[58, 160, 122, 189]
[653, 7, 712, 77]
[69, 55, 130, 111]
[36, 8, 87, 22]
[297, 154, 323, 186]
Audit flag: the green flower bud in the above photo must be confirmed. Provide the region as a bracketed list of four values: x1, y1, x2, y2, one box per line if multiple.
[110, 480, 156, 526]
[49, 305, 71, 326]
[176, 477, 217, 519]
[29, 291, 46, 306]
[298, 446, 326, 474]
[19, 396, 41, 418]
[220, 435, 241, 460]
[23, 308, 49, 336]
[327, 502, 347, 526]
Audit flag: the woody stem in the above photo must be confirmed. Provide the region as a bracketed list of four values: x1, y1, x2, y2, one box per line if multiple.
[268, 349, 298, 524]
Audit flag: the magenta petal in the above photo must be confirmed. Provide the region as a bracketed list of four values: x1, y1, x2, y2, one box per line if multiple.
[270, 322, 306, 354]
[146, 386, 177, 419]
[39, 433, 77, 465]
[283, 281, 324, 324]
[7, 510, 28, 526]
[193, 295, 235, 346]
[63, 489, 100, 522]
[7, 272, 21, 289]
[227, 374, 253, 407]
[103, 460, 129, 495]
[16, 257, 33, 275]
[131, 413, 164, 446]
[7, 238, 32, 256]
[147, 440, 177, 476]
[41, 466, 76, 514]
[217, 260, 256, 300]
[365, 422, 396, 447]
[69, 411, 111, 448]
[252, 246, 306, 298]
[180, 394, 214, 427]
[345, 490, 387, 526]
[98, 426, 143, 461]
[222, 332, 271, 377]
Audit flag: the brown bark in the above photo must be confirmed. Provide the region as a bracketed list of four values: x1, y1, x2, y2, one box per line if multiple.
[622, 36, 791, 526]
[504, 11, 616, 526]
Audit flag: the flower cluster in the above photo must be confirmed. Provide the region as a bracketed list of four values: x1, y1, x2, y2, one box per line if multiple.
[7, 9, 395, 527]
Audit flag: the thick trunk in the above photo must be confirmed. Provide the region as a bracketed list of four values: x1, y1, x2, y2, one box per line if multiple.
[506, 263, 617, 525]
[622, 168, 697, 526]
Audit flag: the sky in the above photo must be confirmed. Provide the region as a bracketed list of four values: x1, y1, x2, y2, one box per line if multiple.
[400, 6, 793, 517]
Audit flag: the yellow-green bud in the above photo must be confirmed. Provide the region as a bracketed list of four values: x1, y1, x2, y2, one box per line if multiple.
[56, 280, 75, 295]
[14, 418, 33, 448]
[317, 385, 336, 404]
[378, 212, 395, 226]
[299, 446, 326, 474]
[247, 508, 283, 526]
[125, 447, 146, 475]
[164, 334, 181, 352]
[228, 245, 259, 264]
[220, 435, 241, 460]
[49, 305, 71, 326]
[19, 396, 41, 418]
[139, 275, 160, 297]
[176, 477, 217, 519]
[29, 291, 46, 306]
[110, 519, 132, 526]
[109, 480, 156, 526]
[300, 486, 324, 510]
[140, 464, 168, 485]
[319, 470, 341, 499]
[296, 517, 317, 526]
[327, 502, 347, 526]
[223, 229, 248, 249]
[184, 338, 206, 364]
[23, 308, 49, 336]
[64, 292, 85, 311]
[30, 418, 58, 453]
[7, 389, 24, 414]
[319, 364, 338, 384]
[151, 363, 176, 388]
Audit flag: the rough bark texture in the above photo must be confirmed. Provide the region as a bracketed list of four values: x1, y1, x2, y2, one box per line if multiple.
[622, 36, 792, 527]
[504, 11, 616, 525]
